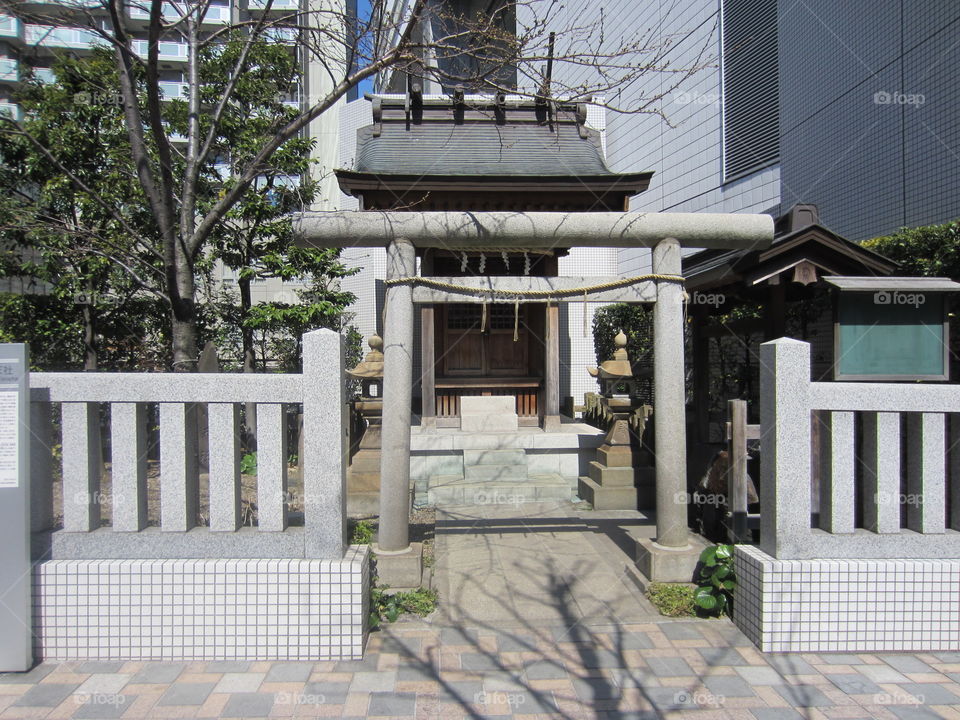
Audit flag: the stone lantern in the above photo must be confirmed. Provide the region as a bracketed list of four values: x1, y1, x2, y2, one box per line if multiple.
[578, 330, 647, 510]
[345, 335, 384, 515]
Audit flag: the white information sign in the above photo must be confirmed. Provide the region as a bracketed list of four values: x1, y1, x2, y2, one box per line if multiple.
[0, 357, 21, 489]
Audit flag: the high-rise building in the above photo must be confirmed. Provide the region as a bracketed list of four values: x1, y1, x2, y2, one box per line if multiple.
[0, 0, 347, 304]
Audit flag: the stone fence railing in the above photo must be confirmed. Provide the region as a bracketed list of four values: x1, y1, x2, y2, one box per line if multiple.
[29, 329, 348, 561]
[760, 338, 960, 560]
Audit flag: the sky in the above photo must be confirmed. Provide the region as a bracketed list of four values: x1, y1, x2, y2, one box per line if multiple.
[355, 0, 374, 97]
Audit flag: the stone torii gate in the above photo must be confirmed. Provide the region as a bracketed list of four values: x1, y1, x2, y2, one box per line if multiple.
[295, 210, 773, 582]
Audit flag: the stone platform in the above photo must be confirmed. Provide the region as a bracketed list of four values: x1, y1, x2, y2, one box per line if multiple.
[409, 420, 605, 507]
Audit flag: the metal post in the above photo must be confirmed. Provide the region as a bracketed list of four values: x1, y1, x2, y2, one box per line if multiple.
[0, 344, 32, 671]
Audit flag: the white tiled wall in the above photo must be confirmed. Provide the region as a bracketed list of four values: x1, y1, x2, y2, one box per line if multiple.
[33, 547, 370, 661]
[558, 247, 620, 407]
[734, 544, 960, 653]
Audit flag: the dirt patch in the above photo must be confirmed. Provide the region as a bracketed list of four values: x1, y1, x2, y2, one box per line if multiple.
[51, 463, 306, 529]
[51, 466, 436, 569]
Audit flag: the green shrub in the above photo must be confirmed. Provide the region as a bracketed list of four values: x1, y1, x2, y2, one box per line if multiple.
[862, 219, 960, 278]
[369, 585, 438, 629]
[694, 544, 736, 616]
[646, 583, 696, 617]
[349, 519, 374, 545]
[591, 303, 654, 370]
[240, 451, 258, 476]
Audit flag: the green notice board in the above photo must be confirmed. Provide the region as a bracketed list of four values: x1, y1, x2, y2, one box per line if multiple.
[836, 292, 947, 380]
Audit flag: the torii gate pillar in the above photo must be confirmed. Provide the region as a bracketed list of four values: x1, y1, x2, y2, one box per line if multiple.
[636, 237, 713, 580]
[371, 239, 423, 588]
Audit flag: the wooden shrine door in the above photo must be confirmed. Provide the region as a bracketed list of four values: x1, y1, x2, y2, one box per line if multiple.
[433, 303, 543, 424]
[441, 304, 528, 376]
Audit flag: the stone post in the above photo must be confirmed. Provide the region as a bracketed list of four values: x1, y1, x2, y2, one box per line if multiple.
[302, 329, 346, 558]
[758, 338, 811, 559]
[378, 238, 416, 552]
[652, 238, 688, 548]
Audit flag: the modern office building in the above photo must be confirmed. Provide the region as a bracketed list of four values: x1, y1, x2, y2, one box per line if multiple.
[609, 0, 960, 276]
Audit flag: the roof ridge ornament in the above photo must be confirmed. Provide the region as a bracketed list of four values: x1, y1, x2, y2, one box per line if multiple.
[495, 92, 507, 125]
[405, 76, 423, 127]
[576, 103, 589, 139]
[452, 87, 465, 124]
[371, 96, 382, 137]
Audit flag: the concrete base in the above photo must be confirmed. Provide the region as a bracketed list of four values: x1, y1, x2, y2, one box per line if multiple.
[577, 476, 637, 510]
[410, 422, 605, 507]
[32, 549, 369, 660]
[635, 533, 711, 583]
[735, 545, 960, 652]
[542, 415, 563, 432]
[347, 492, 379, 517]
[372, 542, 423, 590]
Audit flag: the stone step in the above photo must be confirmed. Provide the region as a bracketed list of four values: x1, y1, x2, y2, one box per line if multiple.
[460, 413, 519, 433]
[578, 476, 637, 511]
[427, 478, 574, 506]
[348, 453, 380, 473]
[463, 448, 527, 466]
[588, 460, 634, 487]
[463, 463, 528, 481]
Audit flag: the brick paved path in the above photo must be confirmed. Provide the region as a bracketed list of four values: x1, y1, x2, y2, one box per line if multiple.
[2, 502, 958, 718]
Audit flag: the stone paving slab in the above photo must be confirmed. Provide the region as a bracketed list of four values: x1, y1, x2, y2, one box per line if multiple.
[3, 501, 960, 718]
[3, 631, 960, 719]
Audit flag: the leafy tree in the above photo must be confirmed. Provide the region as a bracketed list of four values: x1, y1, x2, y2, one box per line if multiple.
[0, 42, 357, 372]
[1, 0, 716, 369]
[0, 293, 84, 370]
[861, 220, 960, 278]
[592, 303, 654, 371]
[0, 53, 166, 370]
[188, 34, 358, 375]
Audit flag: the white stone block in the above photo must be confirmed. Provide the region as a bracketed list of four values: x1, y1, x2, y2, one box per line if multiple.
[460, 396, 516, 416]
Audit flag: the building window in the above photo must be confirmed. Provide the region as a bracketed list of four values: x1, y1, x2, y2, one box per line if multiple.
[721, 0, 779, 181]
